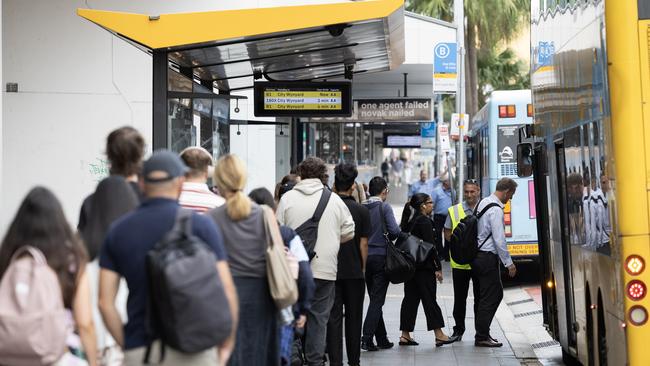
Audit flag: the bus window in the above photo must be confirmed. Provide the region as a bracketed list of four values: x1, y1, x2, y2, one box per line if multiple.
[564, 126, 586, 246]
[590, 120, 611, 255]
[497, 124, 519, 176]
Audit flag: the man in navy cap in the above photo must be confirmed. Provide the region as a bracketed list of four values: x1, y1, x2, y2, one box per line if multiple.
[98, 150, 238, 365]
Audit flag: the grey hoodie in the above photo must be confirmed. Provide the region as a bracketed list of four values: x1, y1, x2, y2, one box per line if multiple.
[276, 178, 355, 281]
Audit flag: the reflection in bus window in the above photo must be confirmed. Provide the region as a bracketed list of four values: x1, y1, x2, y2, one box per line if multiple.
[564, 126, 585, 246]
[587, 120, 611, 255]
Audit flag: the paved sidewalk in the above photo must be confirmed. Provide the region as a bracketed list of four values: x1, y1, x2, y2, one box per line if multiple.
[356, 262, 522, 366]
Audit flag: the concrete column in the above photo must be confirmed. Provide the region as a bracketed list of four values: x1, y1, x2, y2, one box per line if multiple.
[0, 0, 4, 233]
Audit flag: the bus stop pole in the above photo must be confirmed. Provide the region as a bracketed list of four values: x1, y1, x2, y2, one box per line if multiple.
[454, 0, 465, 203]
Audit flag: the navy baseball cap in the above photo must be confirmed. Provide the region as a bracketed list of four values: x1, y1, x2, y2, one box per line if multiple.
[142, 150, 189, 183]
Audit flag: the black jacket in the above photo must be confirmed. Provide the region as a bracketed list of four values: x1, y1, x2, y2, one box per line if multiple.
[405, 214, 441, 271]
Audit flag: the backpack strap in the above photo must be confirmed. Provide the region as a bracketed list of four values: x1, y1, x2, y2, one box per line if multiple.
[475, 201, 502, 250]
[174, 208, 193, 235]
[312, 188, 332, 222]
[477, 202, 501, 219]
[10, 246, 47, 265]
[377, 203, 390, 242]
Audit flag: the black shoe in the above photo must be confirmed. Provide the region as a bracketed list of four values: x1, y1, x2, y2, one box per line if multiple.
[489, 335, 499, 343]
[450, 329, 464, 342]
[475, 339, 503, 347]
[376, 340, 394, 349]
[361, 340, 378, 352]
[399, 336, 419, 346]
[435, 336, 455, 347]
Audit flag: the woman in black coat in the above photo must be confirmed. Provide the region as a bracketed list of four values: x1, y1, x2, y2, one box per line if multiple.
[398, 193, 454, 347]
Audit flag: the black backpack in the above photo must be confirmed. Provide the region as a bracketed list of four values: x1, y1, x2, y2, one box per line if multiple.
[295, 188, 331, 261]
[449, 199, 501, 265]
[145, 209, 232, 362]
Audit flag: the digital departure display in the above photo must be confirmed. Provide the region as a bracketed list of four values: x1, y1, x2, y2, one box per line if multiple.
[384, 135, 421, 148]
[254, 82, 352, 117]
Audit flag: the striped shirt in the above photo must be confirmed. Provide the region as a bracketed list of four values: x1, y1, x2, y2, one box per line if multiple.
[179, 182, 225, 213]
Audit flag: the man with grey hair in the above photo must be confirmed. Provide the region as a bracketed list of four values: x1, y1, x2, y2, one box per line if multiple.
[473, 177, 518, 348]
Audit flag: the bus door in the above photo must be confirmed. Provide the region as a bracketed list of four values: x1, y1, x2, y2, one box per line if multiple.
[532, 142, 559, 338]
[555, 141, 579, 351]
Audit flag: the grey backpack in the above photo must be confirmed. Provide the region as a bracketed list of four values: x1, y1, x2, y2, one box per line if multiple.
[145, 209, 232, 362]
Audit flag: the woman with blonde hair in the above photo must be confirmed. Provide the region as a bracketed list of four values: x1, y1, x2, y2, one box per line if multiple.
[208, 154, 279, 366]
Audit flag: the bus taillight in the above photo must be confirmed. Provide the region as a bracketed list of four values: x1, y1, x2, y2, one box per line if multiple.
[629, 305, 648, 326]
[627, 280, 647, 301]
[527, 104, 533, 117]
[498, 105, 516, 118]
[504, 200, 512, 237]
[626, 255, 645, 275]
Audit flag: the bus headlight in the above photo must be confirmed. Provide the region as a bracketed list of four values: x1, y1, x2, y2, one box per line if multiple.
[629, 305, 648, 326]
[626, 255, 645, 276]
[627, 280, 647, 301]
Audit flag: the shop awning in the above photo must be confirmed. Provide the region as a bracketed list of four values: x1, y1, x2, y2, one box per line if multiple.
[78, 0, 405, 91]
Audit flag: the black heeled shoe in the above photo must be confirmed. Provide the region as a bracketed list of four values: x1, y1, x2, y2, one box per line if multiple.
[399, 336, 419, 346]
[435, 336, 455, 347]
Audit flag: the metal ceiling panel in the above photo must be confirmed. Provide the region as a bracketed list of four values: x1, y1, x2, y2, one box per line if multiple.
[79, 0, 404, 91]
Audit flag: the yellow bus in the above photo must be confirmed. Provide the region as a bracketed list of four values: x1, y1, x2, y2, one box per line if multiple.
[517, 0, 650, 364]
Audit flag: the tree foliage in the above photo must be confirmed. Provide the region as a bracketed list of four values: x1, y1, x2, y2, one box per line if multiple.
[406, 0, 530, 112]
[478, 48, 530, 105]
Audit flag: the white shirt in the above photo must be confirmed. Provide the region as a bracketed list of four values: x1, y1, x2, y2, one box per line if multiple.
[476, 194, 513, 267]
[179, 182, 225, 213]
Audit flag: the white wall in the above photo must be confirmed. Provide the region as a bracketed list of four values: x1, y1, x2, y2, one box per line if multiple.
[2, 0, 153, 231]
[229, 124, 277, 194]
[2, 0, 319, 229]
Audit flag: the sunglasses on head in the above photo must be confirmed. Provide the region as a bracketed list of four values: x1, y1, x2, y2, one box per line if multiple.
[464, 179, 478, 185]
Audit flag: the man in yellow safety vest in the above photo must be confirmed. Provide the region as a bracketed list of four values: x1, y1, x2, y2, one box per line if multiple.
[444, 179, 481, 342]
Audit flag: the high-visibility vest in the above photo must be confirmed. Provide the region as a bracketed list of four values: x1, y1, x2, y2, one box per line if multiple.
[448, 203, 471, 270]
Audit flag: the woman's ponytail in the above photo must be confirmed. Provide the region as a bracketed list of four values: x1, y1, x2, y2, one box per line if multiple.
[214, 154, 251, 221]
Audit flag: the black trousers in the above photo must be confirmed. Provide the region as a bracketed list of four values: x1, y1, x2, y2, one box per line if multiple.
[433, 214, 450, 261]
[326, 278, 365, 366]
[362, 255, 390, 343]
[471, 251, 503, 341]
[399, 268, 444, 332]
[452, 268, 479, 333]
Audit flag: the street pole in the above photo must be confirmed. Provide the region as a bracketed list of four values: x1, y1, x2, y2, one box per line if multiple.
[454, 0, 465, 203]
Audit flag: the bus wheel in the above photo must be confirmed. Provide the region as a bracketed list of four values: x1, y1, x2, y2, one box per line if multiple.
[597, 292, 607, 366]
[586, 286, 594, 366]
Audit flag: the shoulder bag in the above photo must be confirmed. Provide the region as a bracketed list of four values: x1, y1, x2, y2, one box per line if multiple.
[396, 216, 437, 267]
[262, 205, 299, 309]
[379, 203, 415, 283]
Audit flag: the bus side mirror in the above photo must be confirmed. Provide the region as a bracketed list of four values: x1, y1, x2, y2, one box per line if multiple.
[517, 143, 533, 177]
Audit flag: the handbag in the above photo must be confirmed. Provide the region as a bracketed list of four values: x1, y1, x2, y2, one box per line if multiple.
[262, 205, 299, 309]
[378, 204, 415, 283]
[396, 216, 437, 267]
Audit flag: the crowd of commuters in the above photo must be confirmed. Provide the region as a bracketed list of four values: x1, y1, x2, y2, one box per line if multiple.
[0, 125, 519, 366]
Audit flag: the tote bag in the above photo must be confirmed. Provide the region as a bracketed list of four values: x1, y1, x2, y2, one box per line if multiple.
[262, 206, 299, 309]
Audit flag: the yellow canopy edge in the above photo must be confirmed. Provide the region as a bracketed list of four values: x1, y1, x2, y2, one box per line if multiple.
[77, 0, 404, 50]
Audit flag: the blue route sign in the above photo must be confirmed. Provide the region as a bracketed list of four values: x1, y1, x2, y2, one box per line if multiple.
[420, 122, 437, 138]
[421, 122, 436, 149]
[433, 42, 457, 93]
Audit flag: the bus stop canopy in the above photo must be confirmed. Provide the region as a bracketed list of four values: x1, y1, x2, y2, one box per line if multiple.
[78, 0, 405, 91]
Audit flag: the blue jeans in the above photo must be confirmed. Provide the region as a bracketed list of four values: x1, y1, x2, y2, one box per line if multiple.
[362, 255, 390, 343]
